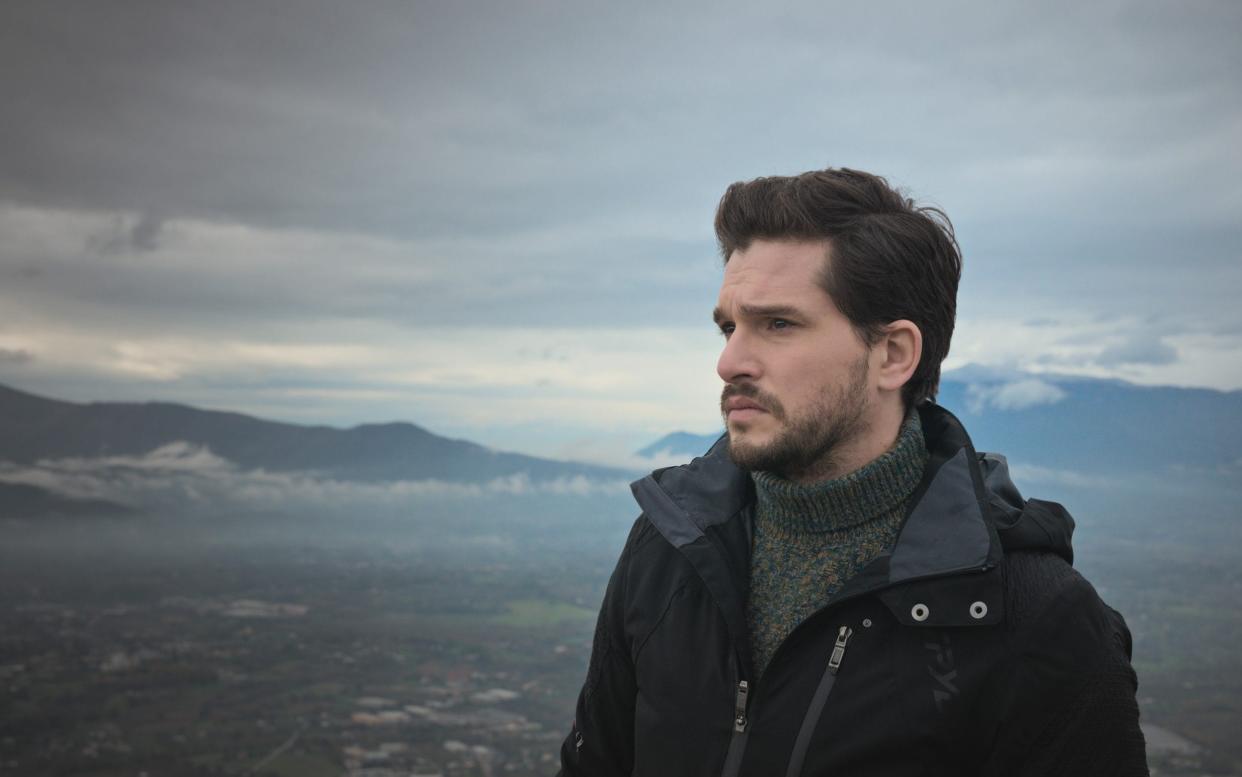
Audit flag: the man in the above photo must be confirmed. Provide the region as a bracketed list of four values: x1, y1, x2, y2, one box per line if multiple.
[559, 168, 1148, 776]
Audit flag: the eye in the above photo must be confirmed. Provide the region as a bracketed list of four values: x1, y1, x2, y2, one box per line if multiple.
[718, 323, 735, 337]
[770, 318, 793, 330]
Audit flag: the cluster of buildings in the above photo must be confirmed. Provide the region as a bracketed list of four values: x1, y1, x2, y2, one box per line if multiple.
[338, 683, 563, 776]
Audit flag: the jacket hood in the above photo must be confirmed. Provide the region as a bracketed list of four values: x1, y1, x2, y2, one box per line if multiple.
[630, 403, 1075, 634]
[978, 452, 1076, 565]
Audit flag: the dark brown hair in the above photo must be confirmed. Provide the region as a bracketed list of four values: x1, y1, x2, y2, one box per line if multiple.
[714, 167, 961, 407]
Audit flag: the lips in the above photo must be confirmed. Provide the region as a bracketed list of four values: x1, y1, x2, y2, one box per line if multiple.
[724, 396, 766, 413]
[721, 385, 772, 422]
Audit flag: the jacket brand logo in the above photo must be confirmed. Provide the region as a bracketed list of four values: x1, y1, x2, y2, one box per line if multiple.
[924, 632, 959, 713]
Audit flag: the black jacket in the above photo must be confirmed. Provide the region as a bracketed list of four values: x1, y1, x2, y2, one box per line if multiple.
[559, 403, 1148, 777]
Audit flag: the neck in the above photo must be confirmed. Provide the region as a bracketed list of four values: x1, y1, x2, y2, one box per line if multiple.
[783, 397, 908, 484]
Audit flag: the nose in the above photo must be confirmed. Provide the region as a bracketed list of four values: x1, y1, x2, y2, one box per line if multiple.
[716, 328, 761, 384]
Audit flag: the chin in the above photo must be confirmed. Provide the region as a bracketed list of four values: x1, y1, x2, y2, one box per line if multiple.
[725, 424, 760, 448]
[725, 430, 775, 471]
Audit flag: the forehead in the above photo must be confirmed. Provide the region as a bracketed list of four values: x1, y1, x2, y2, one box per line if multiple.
[719, 239, 832, 304]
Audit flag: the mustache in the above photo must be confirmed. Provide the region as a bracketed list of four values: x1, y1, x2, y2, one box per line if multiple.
[720, 382, 784, 418]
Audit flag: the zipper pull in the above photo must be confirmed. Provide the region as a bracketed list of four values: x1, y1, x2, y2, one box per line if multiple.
[733, 680, 750, 732]
[828, 625, 853, 674]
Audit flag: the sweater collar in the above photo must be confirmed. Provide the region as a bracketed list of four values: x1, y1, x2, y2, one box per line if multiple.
[750, 411, 927, 534]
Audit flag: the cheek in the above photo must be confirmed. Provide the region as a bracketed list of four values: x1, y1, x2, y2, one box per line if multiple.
[781, 367, 840, 414]
[785, 364, 828, 397]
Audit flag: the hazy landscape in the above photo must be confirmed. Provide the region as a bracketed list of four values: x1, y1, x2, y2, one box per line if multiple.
[3, 2, 1238, 774]
[1, 370, 1239, 776]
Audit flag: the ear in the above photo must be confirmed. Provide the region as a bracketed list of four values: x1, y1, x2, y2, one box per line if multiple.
[875, 319, 921, 395]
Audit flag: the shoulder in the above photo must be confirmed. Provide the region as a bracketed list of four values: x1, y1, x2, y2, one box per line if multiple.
[975, 553, 1147, 775]
[621, 514, 665, 557]
[1000, 549, 1087, 625]
[999, 550, 1133, 666]
[610, 514, 701, 606]
[611, 514, 678, 585]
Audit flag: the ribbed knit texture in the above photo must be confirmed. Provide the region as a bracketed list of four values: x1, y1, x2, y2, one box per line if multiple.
[747, 412, 927, 677]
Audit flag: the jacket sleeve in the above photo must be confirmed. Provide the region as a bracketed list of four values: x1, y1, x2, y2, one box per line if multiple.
[557, 519, 642, 777]
[978, 557, 1149, 777]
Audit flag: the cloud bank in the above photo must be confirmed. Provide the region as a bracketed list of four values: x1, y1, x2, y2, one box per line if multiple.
[966, 379, 1068, 413]
[0, 443, 632, 515]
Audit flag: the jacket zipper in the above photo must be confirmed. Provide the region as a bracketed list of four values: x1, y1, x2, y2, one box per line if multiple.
[827, 624, 852, 672]
[733, 679, 750, 732]
[784, 626, 854, 777]
[720, 652, 752, 777]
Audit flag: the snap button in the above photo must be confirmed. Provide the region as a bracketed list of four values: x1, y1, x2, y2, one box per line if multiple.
[862, 618, 873, 628]
[910, 603, 930, 622]
[970, 601, 988, 619]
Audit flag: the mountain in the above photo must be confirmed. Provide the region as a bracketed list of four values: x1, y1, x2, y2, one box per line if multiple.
[636, 369, 1242, 478]
[936, 373, 1242, 475]
[636, 430, 723, 459]
[0, 383, 630, 483]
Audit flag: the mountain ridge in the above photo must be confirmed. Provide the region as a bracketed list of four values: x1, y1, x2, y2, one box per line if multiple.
[0, 382, 632, 483]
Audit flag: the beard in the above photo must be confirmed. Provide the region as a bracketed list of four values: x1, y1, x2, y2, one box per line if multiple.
[722, 354, 871, 481]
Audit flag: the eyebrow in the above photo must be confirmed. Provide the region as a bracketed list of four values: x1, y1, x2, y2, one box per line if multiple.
[713, 303, 803, 325]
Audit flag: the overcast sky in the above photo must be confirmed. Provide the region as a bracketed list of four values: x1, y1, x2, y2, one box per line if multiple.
[1, 0, 1239, 463]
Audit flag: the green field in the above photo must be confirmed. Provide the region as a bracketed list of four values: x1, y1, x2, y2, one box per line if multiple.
[496, 598, 596, 628]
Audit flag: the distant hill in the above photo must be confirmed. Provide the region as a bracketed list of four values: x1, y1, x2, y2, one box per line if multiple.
[0, 383, 630, 484]
[936, 372, 1242, 475]
[636, 430, 723, 459]
[635, 369, 1242, 477]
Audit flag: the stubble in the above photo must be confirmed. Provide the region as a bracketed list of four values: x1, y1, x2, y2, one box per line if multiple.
[723, 354, 871, 482]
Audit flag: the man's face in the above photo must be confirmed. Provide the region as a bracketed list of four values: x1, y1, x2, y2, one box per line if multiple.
[714, 239, 878, 480]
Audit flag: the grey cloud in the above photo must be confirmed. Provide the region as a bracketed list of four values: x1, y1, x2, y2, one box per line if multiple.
[5, 213, 721, 333]
[88, 211, 166, 255]
[0, 348, 33, 365]
[130, 212, 165, 252]
[2, 1, 716, 240]
[0, 0, 1239, 370]
[3, 1, 1238, 242]
[1097, 335, 1179, 367]
[0, 347, 32, 364]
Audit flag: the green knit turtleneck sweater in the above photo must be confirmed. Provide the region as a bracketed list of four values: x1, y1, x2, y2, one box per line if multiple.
[747, 411, 927, 677]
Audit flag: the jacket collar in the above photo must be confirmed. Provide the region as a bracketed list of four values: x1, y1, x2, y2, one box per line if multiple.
[630, 403, 1074, 638]
[633, 403, 999, 573]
